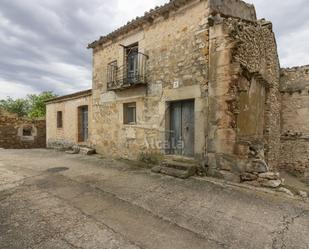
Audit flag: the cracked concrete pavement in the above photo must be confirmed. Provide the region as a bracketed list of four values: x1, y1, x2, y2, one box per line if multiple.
[0, 149, 308, 249]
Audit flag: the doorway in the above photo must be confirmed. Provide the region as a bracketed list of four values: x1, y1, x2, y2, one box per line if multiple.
[78, 106, 88, 142]
[169, 99, 195, 157]
[126, 44, 138, 84]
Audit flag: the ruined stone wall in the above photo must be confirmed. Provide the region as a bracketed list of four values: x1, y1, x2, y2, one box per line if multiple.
[280, 66, 309, 178]
[91, 0, 210, 159]
[207, 16, 280, 182]
[0, 110, 46, 149]
[230, 19, 281, 170]
[208, 0, 256, 21]
[46, 95, 92, 150]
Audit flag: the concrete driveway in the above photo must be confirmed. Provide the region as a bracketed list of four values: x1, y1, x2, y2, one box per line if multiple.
[0, 149, 308, 249]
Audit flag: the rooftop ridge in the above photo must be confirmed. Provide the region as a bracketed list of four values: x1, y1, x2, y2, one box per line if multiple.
[87, 0, 190, 49]
[88, 0, 257, 49]
[45, 89, 92, 104]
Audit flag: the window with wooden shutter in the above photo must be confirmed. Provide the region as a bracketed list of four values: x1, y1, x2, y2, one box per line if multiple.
[123, 102, 136, 124]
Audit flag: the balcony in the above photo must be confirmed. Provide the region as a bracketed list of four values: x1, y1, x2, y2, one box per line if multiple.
[107, 52, 148, 91]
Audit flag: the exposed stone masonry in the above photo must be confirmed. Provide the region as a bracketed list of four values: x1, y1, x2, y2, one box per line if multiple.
[280, 65, 309, 179]
[205, 14, 283, 188]
[91, 0, 211, 160]
[0, 109, 46, 149]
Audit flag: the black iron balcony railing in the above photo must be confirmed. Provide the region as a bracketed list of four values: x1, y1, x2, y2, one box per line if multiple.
[107, 52, 148, 90]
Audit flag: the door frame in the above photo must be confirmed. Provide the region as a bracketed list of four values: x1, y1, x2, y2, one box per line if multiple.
[78, 105, 88, 143]
[167, 99, 195, 157]
[125, 43, 139, 84]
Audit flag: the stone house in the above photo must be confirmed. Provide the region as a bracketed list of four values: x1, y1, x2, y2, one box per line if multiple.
[46, 90, 92, 150]
[46, 0, 309, 183]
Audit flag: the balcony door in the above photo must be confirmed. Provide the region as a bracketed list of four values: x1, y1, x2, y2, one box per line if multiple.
[126, 44, 138, 84]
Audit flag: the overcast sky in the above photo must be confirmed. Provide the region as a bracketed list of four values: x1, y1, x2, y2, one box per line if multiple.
[0, 0, 308, 99]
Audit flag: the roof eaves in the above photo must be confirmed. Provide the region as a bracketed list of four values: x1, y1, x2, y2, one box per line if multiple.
[87, 0, 191, 49]
[45, 89, 92, 104]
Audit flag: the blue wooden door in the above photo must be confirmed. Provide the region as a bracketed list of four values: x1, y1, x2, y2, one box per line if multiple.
[170, 100, 194, 156]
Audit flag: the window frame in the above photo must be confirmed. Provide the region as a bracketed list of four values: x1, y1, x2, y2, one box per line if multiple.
[22, 126, 33, 137]
[57, 111, 63, 129]
[107, 60, 118, 84]
[123, 102, 137, 125]
[125, 43, 139, 84]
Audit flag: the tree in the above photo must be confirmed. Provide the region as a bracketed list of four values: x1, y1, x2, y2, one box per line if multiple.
[0, 97, 30, 117]
[0, 92, 57, 118]
[27, 92, 57, 118]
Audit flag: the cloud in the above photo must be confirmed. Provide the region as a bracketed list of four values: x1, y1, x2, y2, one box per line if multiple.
[0, 77, 39, 99]
[247, 0, 309, 67]
[0, 0, 308, 99]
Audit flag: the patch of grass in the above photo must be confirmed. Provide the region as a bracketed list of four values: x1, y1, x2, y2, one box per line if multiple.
[138, 152, 164, 166]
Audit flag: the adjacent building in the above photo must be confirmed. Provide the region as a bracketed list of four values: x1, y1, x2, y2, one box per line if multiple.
[46, 90, 92, 150]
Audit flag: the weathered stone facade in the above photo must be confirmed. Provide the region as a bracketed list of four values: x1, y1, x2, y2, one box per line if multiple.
[206, 15, 281, 183]
[46, 90, 92, 150]
[0, 109, 46, 149]
[45, 0, 309, 184]
[280, 66, 309, 178]
[91, 0, 213, 160]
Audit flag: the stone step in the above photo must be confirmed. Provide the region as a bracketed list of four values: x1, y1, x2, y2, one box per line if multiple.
[164, 155, 197, 164]
[65, 145, 80, 155]
[162, 159, 197, 172]
[152, 165, 196, 179]
[152, 158, 197, 179]
[65, 150, 79, 155]
[79, 147, 96, 155]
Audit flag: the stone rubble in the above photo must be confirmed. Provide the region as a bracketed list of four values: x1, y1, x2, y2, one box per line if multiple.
[277, 187, 294, 197]
[298, 190, 308, 198]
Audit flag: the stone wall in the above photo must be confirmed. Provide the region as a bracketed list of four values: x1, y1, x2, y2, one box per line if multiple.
[90, 0, 259, 161]
[280, 66, 309, 178]
[231, 19, 281, 170]
[91, 0, 210, 160]
[208, 0, 256, 21]
[0, 109, 46, 149]
[207, 15, 281, 183]
[46, 94, 92, 150]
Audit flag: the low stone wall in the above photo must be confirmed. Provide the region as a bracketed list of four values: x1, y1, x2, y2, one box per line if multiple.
[280, 137, 309, 178]
[280, 66, 309, 178]
[0, 110, 46, 149]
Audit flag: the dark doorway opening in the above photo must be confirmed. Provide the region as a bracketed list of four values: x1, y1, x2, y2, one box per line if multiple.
[78, 106, 88, 142]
